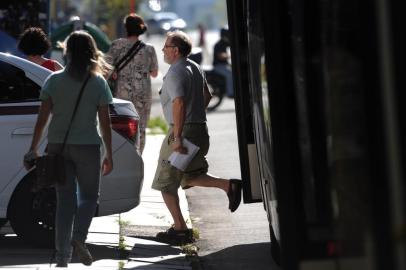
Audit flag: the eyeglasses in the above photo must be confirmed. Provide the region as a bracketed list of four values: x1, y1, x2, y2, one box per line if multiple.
[163, 44, 176, 49]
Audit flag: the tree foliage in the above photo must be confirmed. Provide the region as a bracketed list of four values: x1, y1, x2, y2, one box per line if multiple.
[82, 0, 145, 38]
[84, 0, 143, 24]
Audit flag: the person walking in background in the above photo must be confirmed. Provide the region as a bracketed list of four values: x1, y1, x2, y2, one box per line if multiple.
[18, 27, 63, 71]
[23, 31, 113, 267]
[197, 23, 206, 48]
[213, 27, 234, 97]
[152, 31, 242, 244]
[107, 13, 158, 154]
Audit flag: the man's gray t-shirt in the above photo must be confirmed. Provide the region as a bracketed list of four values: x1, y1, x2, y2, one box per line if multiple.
[160, 58, 207, 124]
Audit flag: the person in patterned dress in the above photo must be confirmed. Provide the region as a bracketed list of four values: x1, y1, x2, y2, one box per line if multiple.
[107, 13, 158, 154]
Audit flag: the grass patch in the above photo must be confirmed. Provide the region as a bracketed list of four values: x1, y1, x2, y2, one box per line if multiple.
[182, 243, 199, 256]
[118, 261, 125, 270]
[117, 214, 130, 259]
[147, 116, 169, 134]
[118, 235, 126, 250]
[191, 228, 200, 240]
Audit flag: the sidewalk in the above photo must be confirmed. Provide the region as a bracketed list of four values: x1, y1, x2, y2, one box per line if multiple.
[0, 134, 195, 269]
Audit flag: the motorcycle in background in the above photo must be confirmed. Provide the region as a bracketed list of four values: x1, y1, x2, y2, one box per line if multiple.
[189, 47, 226, 111]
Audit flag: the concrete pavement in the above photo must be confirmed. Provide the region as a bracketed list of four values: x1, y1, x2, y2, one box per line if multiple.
[0, 134, 196, 269]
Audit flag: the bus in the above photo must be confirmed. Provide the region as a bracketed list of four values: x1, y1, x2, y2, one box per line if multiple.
[227, 0, 405, 269]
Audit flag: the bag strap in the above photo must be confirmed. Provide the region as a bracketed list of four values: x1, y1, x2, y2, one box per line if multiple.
[60, 73, 91, 152]
[115, 41, 145, 73]
[113, 40, 140, 69]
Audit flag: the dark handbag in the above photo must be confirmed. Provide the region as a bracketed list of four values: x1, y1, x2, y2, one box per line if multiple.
[33, 73, 91, 191]
[107, 40, 145, 95]
[35, 153, 66, 190]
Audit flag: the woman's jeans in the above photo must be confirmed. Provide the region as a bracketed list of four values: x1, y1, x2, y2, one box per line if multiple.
[48, 144, 101, 263]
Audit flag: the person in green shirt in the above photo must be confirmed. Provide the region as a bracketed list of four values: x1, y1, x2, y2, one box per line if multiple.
[23, 31, 113, 267]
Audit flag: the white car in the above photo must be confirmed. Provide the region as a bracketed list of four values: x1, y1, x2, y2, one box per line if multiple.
[0, 52, 144, 247]
[146, 12, 187, 36]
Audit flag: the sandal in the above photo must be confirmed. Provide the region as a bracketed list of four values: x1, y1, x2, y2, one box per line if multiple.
[156, 227, 194, 245]
[227, 179, 242, 212]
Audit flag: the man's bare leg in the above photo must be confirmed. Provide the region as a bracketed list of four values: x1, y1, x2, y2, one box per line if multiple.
[187, 174, 242, 212]
[187, 173, 230, 192]
[161, 191, 188, 231]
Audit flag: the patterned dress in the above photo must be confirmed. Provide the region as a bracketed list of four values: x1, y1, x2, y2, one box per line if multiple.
[108, 38, 158, 153]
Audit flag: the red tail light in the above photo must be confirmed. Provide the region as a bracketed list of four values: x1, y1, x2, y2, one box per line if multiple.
[111, 116, 138, 144]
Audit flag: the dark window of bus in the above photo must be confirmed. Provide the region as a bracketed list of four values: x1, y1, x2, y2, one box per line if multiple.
[0, 61, 40, 102]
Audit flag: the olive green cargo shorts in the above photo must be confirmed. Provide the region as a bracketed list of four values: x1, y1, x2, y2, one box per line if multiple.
[151, 123, 209, 194]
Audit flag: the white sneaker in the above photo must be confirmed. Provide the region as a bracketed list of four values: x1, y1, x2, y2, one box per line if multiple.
[71, 239, 93, 266]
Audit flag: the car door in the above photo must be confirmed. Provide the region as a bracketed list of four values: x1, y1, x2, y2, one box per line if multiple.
[0, 59, 46, 194]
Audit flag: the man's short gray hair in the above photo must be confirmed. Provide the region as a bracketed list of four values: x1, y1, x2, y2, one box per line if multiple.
[167, 30, 192, 57]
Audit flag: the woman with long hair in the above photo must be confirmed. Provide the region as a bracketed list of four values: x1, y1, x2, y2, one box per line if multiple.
[108, 13, 158, 154]
[23, 31, 113, 267]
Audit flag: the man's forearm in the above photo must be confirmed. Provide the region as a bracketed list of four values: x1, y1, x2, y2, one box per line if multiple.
[172, 97, 185, 139]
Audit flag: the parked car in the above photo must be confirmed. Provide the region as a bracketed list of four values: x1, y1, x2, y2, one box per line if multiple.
[146, 12, 187, 36]
[0, 52, 144, 247]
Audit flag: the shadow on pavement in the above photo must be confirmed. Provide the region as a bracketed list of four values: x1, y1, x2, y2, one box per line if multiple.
[199, 242, 280, 270]
[0, 233, 121, 266]
[0, 233, 54, 266]
[131, 241, 185, 258]
[0, 233, 31, 248]
[0, 232, 192, 268]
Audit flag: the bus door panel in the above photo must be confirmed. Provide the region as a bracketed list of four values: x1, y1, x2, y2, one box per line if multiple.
[227, 0, 264, 204]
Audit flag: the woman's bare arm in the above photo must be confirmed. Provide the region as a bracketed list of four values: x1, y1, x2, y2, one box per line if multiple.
[98, 104, 113, 175]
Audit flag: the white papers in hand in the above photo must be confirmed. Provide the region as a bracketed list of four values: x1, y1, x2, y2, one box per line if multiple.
[168, 138, 200, 171]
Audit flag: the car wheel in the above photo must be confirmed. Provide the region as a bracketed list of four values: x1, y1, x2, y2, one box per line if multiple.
[8, 175, 55, 248]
